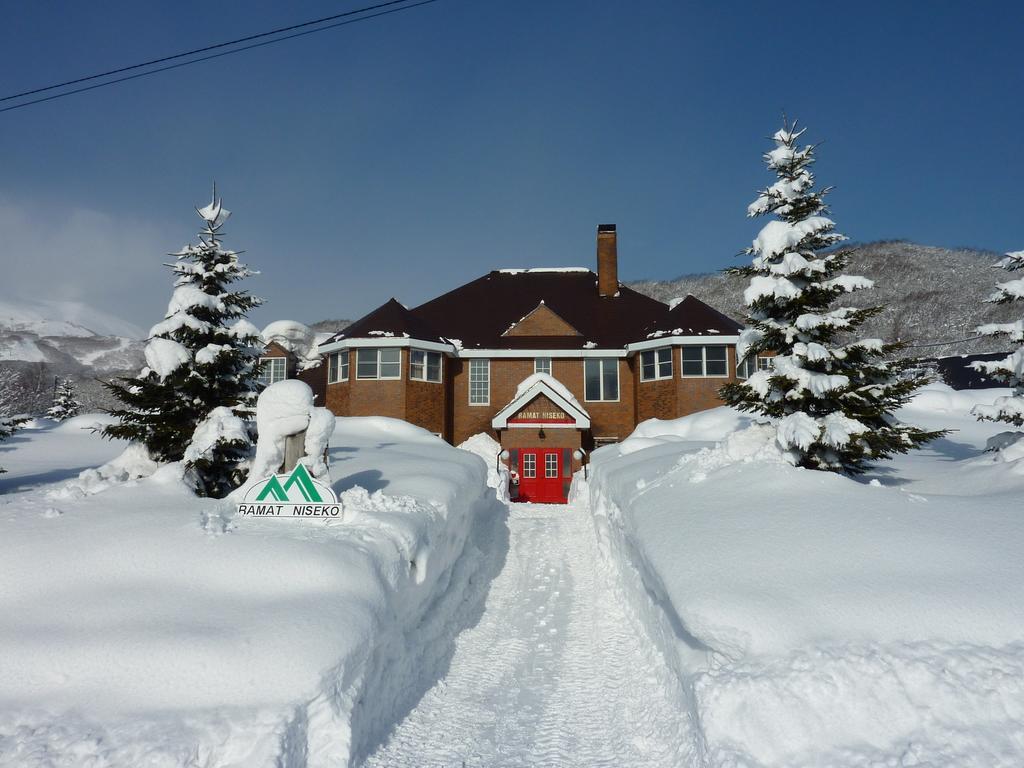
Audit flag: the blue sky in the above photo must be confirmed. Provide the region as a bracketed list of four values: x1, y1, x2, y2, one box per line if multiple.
[1, 0, 1022, 330]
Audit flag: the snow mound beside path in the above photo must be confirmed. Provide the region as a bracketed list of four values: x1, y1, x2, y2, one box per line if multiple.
[0, 416, 507, 768]
[577, 387, 1024, 767]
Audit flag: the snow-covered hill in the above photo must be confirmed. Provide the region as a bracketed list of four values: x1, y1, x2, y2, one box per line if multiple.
[0, 297, 145, 415]
[0, 297, 144, 369]
[631, 241, 1018, 358]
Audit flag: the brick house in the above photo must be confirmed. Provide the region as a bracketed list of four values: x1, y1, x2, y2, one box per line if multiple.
[317, 225, 761, 503]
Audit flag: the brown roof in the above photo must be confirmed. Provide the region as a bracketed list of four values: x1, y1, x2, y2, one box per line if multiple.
[328, 272, 742, 349]
[329, 298, 446, 344]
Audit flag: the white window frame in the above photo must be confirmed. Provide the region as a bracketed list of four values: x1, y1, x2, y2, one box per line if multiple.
[584, 358, 620, 402]
[469, 358, 490, 406]
[640, 347, 673, 382]
[738, 353, 774, 379]
[534, 357, 552, 376]
[522, 452, 536, 478]
[258, 356, 287, 387]
[545, 453, 558, 478]
[356, 348, 402, 380]
[327, 351, 349, 384]
[681, 345, 729, 378]
[410, 349, 443, 383]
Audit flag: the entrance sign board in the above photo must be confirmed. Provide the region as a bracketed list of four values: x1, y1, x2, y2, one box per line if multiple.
[237, 464, 342, 518]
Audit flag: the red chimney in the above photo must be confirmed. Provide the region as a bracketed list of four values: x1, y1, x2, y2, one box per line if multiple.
[597, 224, 618, 298]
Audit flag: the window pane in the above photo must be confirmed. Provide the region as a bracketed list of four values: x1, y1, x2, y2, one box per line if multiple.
[602, 360, 619, 400]
[706, 346, 727, 376]
[523, 453, 536, 478]
[426, 352, 441, 382]
[738, 356, 753, 379]
[357, 349, 378, 378]
[257, 358, 273, 387]
[469, 359, 489, 404]
[380, 348, 401, 378]
[758, 356, 773, 371]
[682, 347, 704, 377]
[584, 359, 601, 400]
[535, 357, 551, 375]
[640, 350, 655, 381]
[340, 353, 349, 379]
[410, 350, 425, 380]
[271, 358, 286, 382]
[657, 348, 673, 378]
[545, 453, 558, 478]
[328, 353, 339, 383]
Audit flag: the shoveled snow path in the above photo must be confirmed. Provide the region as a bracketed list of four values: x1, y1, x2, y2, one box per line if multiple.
[362, 502, 697, 767]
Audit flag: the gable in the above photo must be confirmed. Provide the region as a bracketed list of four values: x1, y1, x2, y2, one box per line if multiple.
[509, 393, 575, 424]
[503, 302, 581, 338]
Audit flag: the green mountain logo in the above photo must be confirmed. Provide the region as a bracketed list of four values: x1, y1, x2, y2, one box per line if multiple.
[254, 464, 328, 503]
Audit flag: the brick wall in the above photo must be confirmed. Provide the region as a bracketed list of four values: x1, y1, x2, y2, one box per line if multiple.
[676, 345, 738, 417]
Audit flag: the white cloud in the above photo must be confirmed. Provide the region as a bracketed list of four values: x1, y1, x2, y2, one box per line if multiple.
[0, 198, 177, 328]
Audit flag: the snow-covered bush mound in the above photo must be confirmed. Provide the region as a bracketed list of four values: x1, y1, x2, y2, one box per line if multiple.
[457, 432, 511, 503]
[577, 388, 1024, 767]
[0, 415, 507, 767]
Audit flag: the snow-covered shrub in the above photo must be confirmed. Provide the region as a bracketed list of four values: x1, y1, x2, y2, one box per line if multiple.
[720, 119, 943, 474]
[970, 249, 1024, 434]
[102, 188, 263, 497]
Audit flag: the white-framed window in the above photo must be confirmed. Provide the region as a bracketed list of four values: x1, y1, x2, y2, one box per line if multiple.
[640, 347, 673, 381]
[327, 351, 349, 383]
[469, 359, 490, 405]
[534, 357, 552, 376]
[258, 357, 286, 387]
[584, 358, 619, 401]
[356, 348, 401, 380]
[681, 345, 728, 378]
[738, 353, 773, 379]
[545, 453, 558, 478]
[410, 349, 443, 383]
[522, 452, 536, 478]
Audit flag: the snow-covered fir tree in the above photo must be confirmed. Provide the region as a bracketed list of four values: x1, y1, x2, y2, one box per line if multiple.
[102, 188, 264, 497]
[720, 119, 943, 474]
[970, 249, 1024, 428]
[0, 414, 27, 474]
[46, 378, 81, 422]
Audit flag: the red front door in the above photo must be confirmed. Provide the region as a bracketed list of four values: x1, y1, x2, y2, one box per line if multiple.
[515, 448, 568, 504]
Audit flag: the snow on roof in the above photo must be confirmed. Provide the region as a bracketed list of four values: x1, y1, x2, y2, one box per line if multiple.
[496, 267, 590, 275]
[260, 320, 322, 369]
[513, 372, 585, 413]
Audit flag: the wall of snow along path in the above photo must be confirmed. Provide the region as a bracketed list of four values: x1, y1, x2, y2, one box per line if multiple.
[574, 383, 1024, 767]
[0, 416, 507, 768]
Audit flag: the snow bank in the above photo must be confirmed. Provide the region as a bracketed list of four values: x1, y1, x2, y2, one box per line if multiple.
[457, 432, 511, 503]
[0, 416, 507, 767]
[577, 387, 1024, 766]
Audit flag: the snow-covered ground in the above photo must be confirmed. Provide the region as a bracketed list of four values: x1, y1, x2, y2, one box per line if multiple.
[4, 384, 1024, 767]
[0, 416, 505, 767]
[578, 383, 1024, 767]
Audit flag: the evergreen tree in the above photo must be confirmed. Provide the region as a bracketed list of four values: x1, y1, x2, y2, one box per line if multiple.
[970, 249, 1024, 427]
[102, 187, 263, 496]
[720, 119, 943, 474]
[46, 378, 81, 422]
[0, 414, 27, 474]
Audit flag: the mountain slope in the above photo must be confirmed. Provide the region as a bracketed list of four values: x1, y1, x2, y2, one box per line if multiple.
[630, 241, 1018, 358]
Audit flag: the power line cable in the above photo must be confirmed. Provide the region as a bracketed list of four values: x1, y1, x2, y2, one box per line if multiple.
[0, 0, 440, 114]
